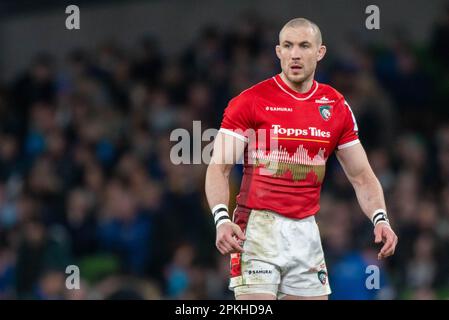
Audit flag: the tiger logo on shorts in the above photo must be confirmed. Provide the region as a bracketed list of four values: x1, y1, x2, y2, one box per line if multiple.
[317, 270, 328, 285]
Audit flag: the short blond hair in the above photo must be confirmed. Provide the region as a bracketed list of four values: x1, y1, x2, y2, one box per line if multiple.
[279, 18, 322, 45]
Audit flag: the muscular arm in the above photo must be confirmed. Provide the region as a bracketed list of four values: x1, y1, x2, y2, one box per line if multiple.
[205, 132, 247, 254]
[205, 161, 232, 208]
[205, 132, 245, 208]
[336, 143, 398, 259]
[336, 143, 386, 220]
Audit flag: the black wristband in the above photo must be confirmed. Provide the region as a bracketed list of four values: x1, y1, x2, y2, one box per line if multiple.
[212, 204, 231, 228]
[372, 210, 389, 226]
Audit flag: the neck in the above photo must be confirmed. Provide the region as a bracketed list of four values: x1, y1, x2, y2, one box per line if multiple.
[280, 72, 314, 93]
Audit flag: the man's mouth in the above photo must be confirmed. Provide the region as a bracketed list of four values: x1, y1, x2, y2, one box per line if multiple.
[290, 65, 303, 71]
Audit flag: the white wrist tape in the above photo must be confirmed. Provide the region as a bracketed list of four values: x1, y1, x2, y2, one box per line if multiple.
[212, 204, 231, 228]
[372, 209, 390, 226]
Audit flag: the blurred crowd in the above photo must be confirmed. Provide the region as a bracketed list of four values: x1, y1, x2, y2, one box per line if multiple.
[0, 8, 448, 300]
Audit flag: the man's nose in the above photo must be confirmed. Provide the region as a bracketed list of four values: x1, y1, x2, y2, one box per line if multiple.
[291, 46, 302, 59]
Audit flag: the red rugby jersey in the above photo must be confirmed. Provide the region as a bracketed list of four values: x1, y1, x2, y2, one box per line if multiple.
[219, 74, 360, 219]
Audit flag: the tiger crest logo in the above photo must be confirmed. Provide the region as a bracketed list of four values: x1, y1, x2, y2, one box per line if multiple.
[319, 105, 332, 121]
[317, 270, 328, 285]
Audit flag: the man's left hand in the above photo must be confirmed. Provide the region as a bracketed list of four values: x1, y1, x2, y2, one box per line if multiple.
[374, 223, 398, 260]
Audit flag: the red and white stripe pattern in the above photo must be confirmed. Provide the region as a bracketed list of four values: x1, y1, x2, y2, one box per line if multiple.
[252, 146, 326, 165]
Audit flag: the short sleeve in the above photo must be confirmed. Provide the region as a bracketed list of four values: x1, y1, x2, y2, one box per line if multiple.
[219, 93, 254, 142]
[337, 99, 360, 150]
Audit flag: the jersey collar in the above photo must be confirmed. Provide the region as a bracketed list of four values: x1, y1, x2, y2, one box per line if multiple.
[273, 74, 318, 101]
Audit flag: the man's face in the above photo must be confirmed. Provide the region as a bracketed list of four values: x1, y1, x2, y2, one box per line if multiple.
[276, 26, 326, 85]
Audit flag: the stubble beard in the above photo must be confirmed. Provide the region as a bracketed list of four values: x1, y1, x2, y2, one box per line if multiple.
[283, 67, 314, 90]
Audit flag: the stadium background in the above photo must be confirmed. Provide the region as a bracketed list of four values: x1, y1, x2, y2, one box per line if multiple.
[0, 0, 448, 299]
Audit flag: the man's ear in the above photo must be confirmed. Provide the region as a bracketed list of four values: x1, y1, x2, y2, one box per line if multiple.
[317, 45, 327, 62]
[275, 45, 282, 60]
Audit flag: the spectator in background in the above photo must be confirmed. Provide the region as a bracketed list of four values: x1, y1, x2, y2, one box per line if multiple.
[163, 242, 199, 299]
[97, 180, 152, 275]
[65, 188, 97, 258]
[11, 54, 56, 142]
[15, 218, 71, 298]
[330, 243, 394, 300]
[31, 268, 66, 300]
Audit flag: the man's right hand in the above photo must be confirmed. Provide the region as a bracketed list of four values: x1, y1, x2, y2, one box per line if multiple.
[216, 222, 246, 255]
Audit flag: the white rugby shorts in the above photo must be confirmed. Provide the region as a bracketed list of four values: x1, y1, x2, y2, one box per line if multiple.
[229, 208, 331, 298]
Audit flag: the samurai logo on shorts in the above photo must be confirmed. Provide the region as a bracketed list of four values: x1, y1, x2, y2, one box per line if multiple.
[319, 105, 332, 121]
[317, 270, 328, 285]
